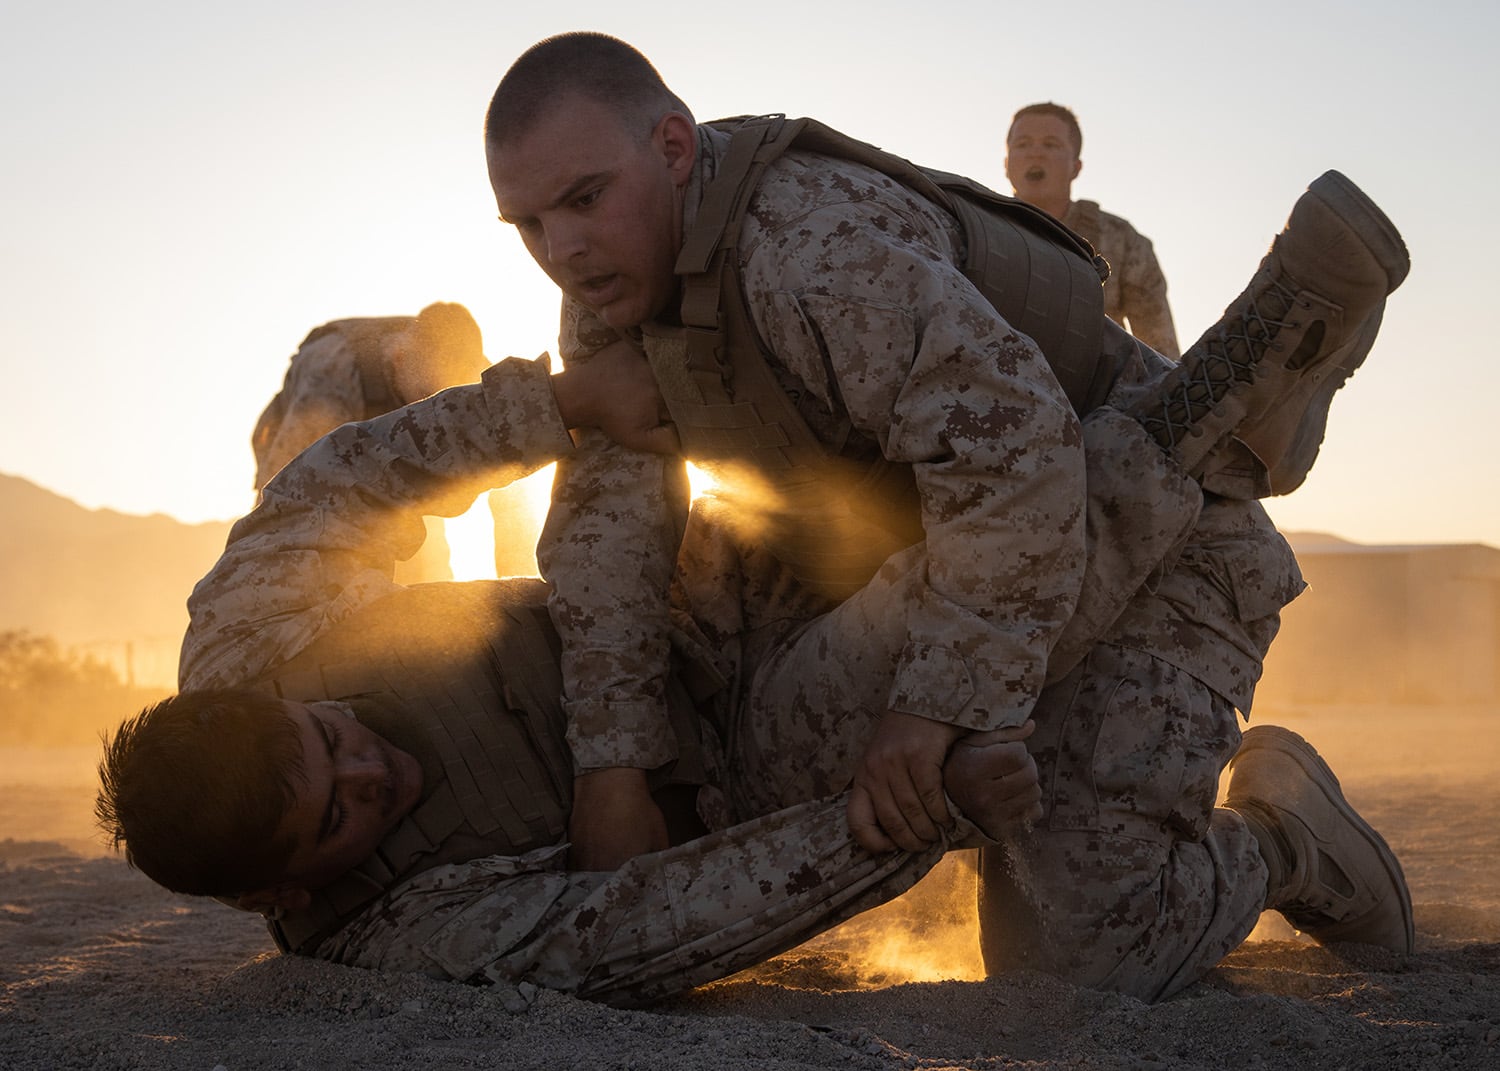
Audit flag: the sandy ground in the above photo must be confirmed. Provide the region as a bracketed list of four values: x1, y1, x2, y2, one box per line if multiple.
[3, 704, 1498, 1070]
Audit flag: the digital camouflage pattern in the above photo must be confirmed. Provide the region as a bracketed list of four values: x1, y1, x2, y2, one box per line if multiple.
[545, 123, 1304, 1000]
[319, 793, 976, 1008]
[1064, 199, 1180, 358]
[668, 451, 1292, 1002]
[251, 318, 412, 490]
[178, 125, 1308, 1005]
[182, 356, 573, 691]
[545, 124, 1090, 772]
[180, 352, 987, 1007]
[546, 125, 1289, 770]
[249, 315, 459, 586]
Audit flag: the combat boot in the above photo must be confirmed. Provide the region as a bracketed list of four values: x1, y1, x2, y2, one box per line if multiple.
[1132, 171, 1409, 491]
[1240, 299, 1386, 494]
[1224, 725, 1414, 953]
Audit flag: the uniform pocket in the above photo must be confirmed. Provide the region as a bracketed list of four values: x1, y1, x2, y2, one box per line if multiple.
[1041, 644, 1237, 843]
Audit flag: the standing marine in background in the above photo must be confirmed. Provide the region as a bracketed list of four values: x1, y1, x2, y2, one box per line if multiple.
[1006, 101, 1180, 358]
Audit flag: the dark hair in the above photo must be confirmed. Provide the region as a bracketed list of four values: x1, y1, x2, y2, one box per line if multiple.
[96, 690, 304, 897]
[1008, 102, 1083, 156]
[485, 31, 693, 150]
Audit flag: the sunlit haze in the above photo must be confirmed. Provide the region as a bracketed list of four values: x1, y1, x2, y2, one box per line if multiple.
[4, 5, 1500, 1043]
[4, 1, 1497, 550]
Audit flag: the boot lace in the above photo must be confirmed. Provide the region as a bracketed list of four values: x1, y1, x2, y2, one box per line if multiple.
[1138, 277, 1302, 450]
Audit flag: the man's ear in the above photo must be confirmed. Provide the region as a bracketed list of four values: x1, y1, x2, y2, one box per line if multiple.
[236, 883, 314, 914]
[1072, 156, 1084, 181]
[654, 112, 698, 186]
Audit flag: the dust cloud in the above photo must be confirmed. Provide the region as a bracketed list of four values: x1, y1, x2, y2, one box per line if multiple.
[5, 532, 1499, 1069]
[4, 701, 1497, 1070]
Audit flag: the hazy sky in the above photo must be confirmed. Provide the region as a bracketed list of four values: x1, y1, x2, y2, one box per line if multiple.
[5, 1, 1498, 549]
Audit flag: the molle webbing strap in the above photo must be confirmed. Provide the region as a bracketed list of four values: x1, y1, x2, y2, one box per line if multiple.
[684, 115, 1111, 422]
[639, 327, 824, 472]
[927, 168, 1114, 414]
[649, 116, 1112, 598]
[660, 114, 833, 474]
[485, 600, 574, 826]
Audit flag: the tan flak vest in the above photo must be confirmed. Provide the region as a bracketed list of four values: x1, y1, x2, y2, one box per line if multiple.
[641, 116, 1117, 600]
[246, 579, 710, 955]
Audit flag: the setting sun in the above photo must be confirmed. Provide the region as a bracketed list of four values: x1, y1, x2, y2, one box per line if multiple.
[443, 494, 501, 582]
[445, 463, 720, 582]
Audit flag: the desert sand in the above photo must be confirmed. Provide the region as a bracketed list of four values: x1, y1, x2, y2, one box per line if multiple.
[4, 704, 1498, 1070]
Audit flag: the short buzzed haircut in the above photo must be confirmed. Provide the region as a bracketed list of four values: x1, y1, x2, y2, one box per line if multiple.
[1007, 102, 1083, 156]
[485, 32, 693, 150]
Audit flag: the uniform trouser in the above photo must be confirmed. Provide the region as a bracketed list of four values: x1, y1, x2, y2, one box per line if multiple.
[976, 645, 1267, 1001]
[679, 408, 1281, 1002]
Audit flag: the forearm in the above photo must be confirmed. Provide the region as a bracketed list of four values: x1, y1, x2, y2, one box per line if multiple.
[1124, 297, 1179, 361]
[539, 430, 689, 771]
[542, 295, 689, 770]
[182, 356, 572, 690]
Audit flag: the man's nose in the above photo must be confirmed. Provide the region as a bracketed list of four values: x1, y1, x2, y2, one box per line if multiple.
[336, 756, 385, 797]
[546, 220, 586, 264]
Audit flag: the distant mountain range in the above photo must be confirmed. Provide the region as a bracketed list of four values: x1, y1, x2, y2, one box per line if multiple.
[11, 469, 1466, 700]
[0, 472, 234, 688]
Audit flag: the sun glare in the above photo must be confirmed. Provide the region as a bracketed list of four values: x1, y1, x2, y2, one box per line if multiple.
[687, 462, 718, 499]
[444, 463, 720, 583]
[444, 495, 499, 582]
[444, 462, 722, 583]
[441, 468, 555, 581]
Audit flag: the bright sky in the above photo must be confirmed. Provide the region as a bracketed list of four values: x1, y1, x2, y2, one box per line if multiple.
[4, 1, 1498, 551]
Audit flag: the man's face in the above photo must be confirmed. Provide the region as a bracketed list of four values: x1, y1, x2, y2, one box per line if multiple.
[487, 93, 693, 329]
[1004, 113, 1081, 206]
[273, 701, 424, 891]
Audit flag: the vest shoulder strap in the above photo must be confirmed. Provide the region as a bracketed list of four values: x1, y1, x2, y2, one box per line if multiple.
[645, 116, 1117, 598]
[683, 115, 1112, 416]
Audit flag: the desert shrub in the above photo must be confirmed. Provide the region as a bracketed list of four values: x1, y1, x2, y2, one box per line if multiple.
[0, 631, 170, 745]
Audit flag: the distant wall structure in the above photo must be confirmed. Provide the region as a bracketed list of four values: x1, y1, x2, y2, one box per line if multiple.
[1259, 537, 1500, 706]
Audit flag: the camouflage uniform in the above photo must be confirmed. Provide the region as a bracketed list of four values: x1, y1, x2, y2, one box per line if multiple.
[186, 356, 568, 690]
[182, 355, 979, 1007]
[1063, 199, 1180, 359]
[543, 124, 1305, 1000]
[250, 316, 454, 585]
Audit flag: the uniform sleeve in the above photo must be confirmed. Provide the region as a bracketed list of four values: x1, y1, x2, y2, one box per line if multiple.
[1117, 229, 1180, 360]
[536, 299, 688, 773]
[741, 181, 1087, 732]
[315, 789, 983, 1008]
[181, 356, 573, 691]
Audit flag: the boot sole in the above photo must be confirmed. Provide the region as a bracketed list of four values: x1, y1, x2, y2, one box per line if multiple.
[1232, 725, 1415, 951]
[1137, 171, 1405, 478]
[1307, 171, 1411, 291]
